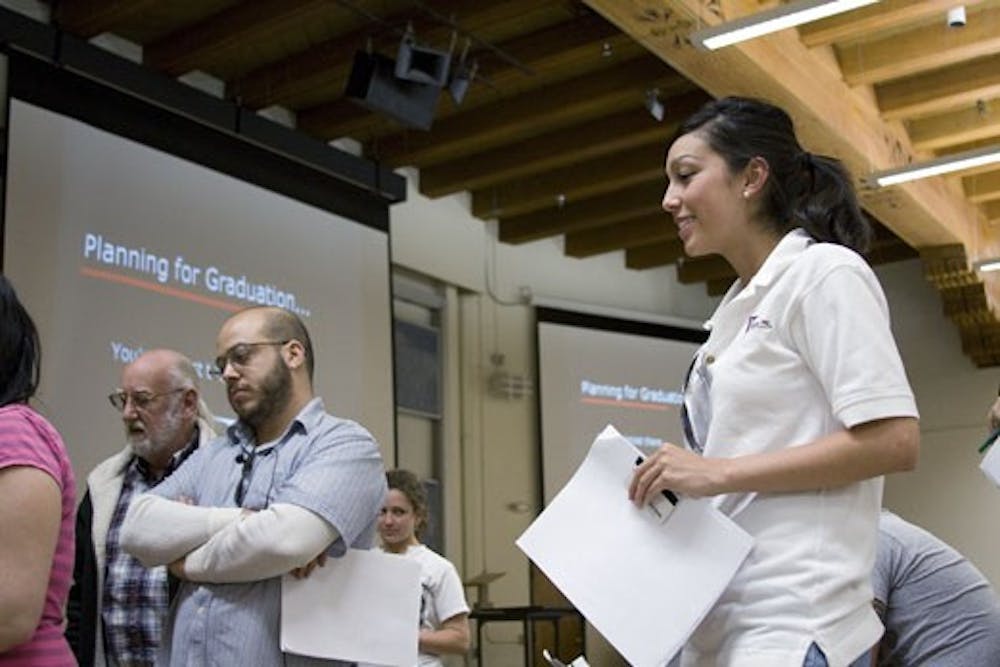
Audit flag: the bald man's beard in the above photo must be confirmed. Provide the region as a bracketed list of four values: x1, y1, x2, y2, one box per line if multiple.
[232, 356, 293, 432]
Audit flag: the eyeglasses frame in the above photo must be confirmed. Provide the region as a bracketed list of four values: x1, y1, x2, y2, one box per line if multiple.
[210, 340, 291, 380]
[108, 387, 188, 412]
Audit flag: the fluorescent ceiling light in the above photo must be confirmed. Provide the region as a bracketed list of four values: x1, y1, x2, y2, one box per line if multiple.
[691, 0, 880, 50]
[973, 258, 1000, 273]
[870, 144, 1000, 188]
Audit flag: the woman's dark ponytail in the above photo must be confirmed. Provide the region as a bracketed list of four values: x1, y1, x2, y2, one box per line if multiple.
[792, 152, 871, 254]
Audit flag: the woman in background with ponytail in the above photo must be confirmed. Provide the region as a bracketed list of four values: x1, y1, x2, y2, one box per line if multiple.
[630, 97, 920, 667]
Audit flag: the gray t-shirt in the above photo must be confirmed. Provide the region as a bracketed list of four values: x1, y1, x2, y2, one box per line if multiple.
[873, 510, 1000, 666]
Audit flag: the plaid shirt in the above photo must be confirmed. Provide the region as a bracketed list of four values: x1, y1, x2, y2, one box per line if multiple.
[101, 434, 199, 666]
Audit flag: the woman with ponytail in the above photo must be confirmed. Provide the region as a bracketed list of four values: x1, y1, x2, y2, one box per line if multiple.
[630, 97, 919, 667]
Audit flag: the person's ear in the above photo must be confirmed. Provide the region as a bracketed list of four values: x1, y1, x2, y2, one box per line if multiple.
[283, 339, 306, 371]
[741, 156, 770, 199]
[180, 388, 198, 419]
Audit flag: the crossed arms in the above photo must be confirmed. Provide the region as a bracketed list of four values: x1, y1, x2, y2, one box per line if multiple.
[121, 496, 338, 583]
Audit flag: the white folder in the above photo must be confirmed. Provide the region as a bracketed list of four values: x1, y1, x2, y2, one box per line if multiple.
[517, 425, 753, 667]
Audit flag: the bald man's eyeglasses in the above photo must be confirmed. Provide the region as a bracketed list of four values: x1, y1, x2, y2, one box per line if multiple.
[209, 340, 289, 380]
[108, 388, 186, 412]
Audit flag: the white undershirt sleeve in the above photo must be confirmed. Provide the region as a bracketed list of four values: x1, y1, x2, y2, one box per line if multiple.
[181, 503, 340, 583]
[121, 494, 243, 566]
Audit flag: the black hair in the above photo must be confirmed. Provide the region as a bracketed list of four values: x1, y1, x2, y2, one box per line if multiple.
[261, 307, 315, 382]
[674, 96, 871, 253]
[386, 468, 429, 538]
[0, 275, 42, 407]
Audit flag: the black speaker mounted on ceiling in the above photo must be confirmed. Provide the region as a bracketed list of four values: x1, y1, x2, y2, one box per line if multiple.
[344, 51, 441, 131]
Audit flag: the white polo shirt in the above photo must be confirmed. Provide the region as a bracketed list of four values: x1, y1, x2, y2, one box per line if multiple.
[681, 229, 918, 667]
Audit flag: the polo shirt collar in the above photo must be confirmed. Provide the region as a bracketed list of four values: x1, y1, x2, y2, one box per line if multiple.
[705, 228, 812, 330]
[227, 396, 325, 447]
[720, 228, 812, 301]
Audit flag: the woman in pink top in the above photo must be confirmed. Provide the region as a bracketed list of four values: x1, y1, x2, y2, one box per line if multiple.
[0, 275, 76, 666]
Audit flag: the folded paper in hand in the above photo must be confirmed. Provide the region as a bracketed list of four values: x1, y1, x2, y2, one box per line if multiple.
[516, 425, 753, 667]
[980, 432, 1000, 488]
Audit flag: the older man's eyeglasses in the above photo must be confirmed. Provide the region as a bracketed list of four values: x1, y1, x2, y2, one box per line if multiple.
[108, 388, 187, 412]
[210, 340, 289, 380]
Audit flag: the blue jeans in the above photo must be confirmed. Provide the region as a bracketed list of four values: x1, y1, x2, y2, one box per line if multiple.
[803, 643, 828, 667]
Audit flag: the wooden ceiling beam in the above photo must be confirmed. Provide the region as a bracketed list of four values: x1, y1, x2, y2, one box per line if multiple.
[867, 238, 919, 265]
[986, 201, 1000, 225]
[908, 99, 1000, 151]
[55, 0, 162, 37]
[837, 4, 1000, 86]
[327, 55, 683, 167]
[299, 101, 380, 144]
[798, 0, 982, 48]
[422, 109, 667, 199]
[585, 0, 979, 253]
[233, 1, 624, 111]
[228, 6, 425, 110]
[876, 53, 1000, 121]
[706, 278, 732, 297]
[623, 233, 915, 274]
[965, 170, 1000, 204]
[624, 240, 685, 270]
[471, 144, 665, 218]
[498, 181, 663, 244]
[145, 0, 340, 76]
[565, 214, 676, 258]
[676, 255, 735, 284]
[420, 90, 708, 198]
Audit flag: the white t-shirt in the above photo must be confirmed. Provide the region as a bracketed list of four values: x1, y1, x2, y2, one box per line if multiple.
[398, 544, 470, 667]
[681, 230, 919, 667]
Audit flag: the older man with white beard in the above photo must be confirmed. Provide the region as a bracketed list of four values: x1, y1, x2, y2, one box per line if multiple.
[66, 349, 216, 667]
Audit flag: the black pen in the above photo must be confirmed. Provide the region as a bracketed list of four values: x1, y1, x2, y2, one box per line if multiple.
[634, 456, 678, 505]
[979, 426, 1000, 454]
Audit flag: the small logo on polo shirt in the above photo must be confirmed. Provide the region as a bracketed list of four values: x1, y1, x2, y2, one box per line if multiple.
[745, 315, 773, 333]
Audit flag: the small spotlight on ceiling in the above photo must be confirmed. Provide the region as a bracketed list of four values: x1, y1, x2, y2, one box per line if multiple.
[448, 62, 476, 105]
[645, 88, 665, 122]
[601, 41, 614, 57]
[447, 38, 477, 105]
[947, 5, 967, 27]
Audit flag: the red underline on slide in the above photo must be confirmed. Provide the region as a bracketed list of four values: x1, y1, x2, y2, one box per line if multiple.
[80, 265, 241, 313]
[580, 397, 672, 411]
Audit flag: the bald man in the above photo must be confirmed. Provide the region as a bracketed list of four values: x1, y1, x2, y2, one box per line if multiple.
[66, 349, 216, 667]
[121, 307, 386, 666]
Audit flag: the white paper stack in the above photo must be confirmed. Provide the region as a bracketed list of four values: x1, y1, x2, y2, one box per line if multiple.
[281, 548, 421, 666]
[517, 425, 754, 667]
